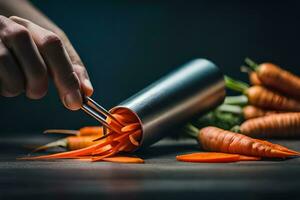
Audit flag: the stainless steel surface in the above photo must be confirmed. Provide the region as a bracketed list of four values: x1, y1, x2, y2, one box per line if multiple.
[113, 59, 226, 149]
[81, 97, 121, 134]
[85, 97, 124, 126]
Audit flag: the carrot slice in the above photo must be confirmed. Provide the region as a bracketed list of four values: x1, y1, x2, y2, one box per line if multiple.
[238, 155, 261, 161]
[129, 134, 139, 146]
[121, 123, 140, 132]
[102, 156, 144, 163]
[176, 152, 241, 163]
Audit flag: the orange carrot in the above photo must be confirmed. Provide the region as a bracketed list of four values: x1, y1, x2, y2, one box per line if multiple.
[240, 113, 300, 138]
[176, 152, 261, 163]
[216, 104, 280, 120]
[22, 108, 143, 162]
[249, 72, 262, 86]
[242, 105, 281, 120]
[186, 125, 298, 158]
[245, 58, 300, 100]
[66, 136, 99, 150]
[225, 76, 300, 111]
[44, 126, 103, 136]
[32, 135, 102, 152]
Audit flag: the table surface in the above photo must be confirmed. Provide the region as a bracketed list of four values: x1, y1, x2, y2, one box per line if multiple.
[1, 133, 300, 200]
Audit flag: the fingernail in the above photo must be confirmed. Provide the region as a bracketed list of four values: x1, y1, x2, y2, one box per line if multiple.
[63, 90, 82, 110]
[83, 79, 94, 96]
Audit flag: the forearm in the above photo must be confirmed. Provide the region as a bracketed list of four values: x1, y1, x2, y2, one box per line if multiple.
[0, 0, 63, 35]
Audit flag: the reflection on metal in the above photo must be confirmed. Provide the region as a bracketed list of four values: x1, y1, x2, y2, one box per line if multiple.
[112, 59, 226, 149]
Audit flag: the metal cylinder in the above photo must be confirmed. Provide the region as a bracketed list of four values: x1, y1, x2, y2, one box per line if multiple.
[111, 59, 225, 149]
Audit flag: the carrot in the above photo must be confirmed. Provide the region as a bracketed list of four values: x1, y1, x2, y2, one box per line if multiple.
[66, 136, 99, 150]
[245, 58, 300, 100]
[33, 136, 100, 152]
[22, 108, 143, 162]
[240, 112, 300, 138]
[186, 125, 298, 158]
[217, 103, 282, 120]
[242, 105, 281, 119]
[225, 76, 300, 111]
[44, 126, 103, 136]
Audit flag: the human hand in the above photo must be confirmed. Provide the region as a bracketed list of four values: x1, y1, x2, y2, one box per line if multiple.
[0, 16, 93, 110]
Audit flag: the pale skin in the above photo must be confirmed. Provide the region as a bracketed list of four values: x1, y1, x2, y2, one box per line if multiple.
[0, 0, 93, 110]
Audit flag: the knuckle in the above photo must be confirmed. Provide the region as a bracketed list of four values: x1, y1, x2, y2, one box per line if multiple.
[40, 33, 63, 51]
[0, 15, 7, 24]
[0, 48, 10, 63]
[64, 72, 80, 90]
[1, 26, 30, 43]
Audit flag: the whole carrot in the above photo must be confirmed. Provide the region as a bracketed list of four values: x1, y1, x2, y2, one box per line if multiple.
[240, 112, 300, 138]
[245, 58, 300, 100]
[44, 126, 103, 136]
[242, 105, 281, 119]
[217, 104, 280, 120]
[225, 76, 300, 111]
[33, 136, 101, 152]
[186, 125, 298, 158]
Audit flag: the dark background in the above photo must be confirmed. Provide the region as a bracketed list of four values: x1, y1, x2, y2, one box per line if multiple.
[1, 0, 300, 132]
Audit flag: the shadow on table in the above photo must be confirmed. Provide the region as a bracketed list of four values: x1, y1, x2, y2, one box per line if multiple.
[137, 139, 199, 159]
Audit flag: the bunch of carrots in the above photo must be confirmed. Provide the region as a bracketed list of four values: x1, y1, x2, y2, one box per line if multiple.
[177, 58, 300, 163]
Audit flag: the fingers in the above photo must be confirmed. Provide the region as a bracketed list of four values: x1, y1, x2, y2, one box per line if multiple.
[0, 16, 48, 99]
[73, 64, 93, 97]
[10, 16, 82, 110]
[55, 32, 93, 96]
[0, 39, 25, 97]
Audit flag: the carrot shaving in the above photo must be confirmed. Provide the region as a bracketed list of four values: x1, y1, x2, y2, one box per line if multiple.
[121, 123, 140, 132]
[22, 108, 143, 163]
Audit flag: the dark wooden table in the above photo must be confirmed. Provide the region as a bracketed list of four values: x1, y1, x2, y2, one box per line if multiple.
[1, 133, 300, 200]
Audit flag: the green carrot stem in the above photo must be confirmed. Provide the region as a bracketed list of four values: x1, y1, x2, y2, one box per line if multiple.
[245, 57, 259, 71]
[32, 138, 67, 153]
[217, 104, 243, 115]
[230, 125, 241, 133]
[184, 123, 199, 139]
[240, 65, 253, 74]
[224, 95, 248, 106]
[224, 76, 249, 93]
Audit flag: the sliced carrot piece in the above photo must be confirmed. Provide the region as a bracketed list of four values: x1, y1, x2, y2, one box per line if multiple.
[129, 134, 139, 146]
[121, 123, 140, 132]
[102, 156, 144, 163]
[176, 152, 241, 163]
[238, 155, 261, 161]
